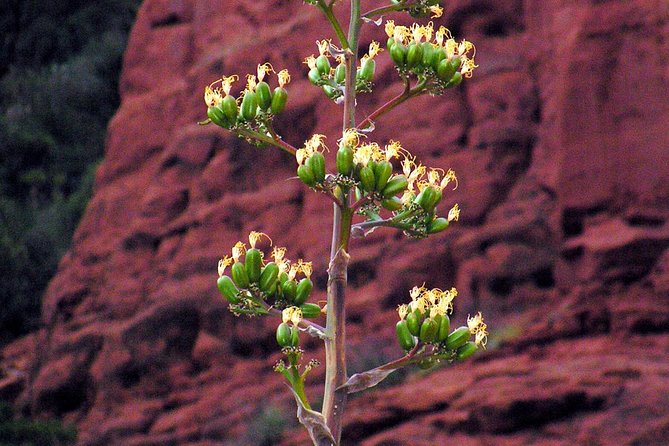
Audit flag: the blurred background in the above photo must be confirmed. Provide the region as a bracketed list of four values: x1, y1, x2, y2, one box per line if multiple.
[0, 0, 668, 445]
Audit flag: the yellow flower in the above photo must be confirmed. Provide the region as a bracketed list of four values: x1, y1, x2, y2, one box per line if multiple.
[397, 304, 409, 320]
[339, 128, 363, 148]
[204, 82, 223, 108]
[447, 204, 460, 222]
[248, 231, 272, 249]
[385, 20, 395, 39]
[410, 23, 424, 44]
[256, 63, 274, 83]
[460, 58, 478, 78]
[435, 26, 452, 47]
[296, 134, 327, 166]
[231, 241, 246, 263]
[467, 312, 488, 348]
[288, 263, 299, 281]
[361, 41, 382, 65]
[282, 306, 303, 326]
[277, 69, 291, 88]
[429, 5, 443, 18]
[384, 140, 404, 161]
[304, 55, 317, 70]
[316, 39, 331, 57]
[245, 73, 257, 92]
[218, 256, 233, 277]
[353, 143, 376, 166]
[296, 260, 313, 279]
[272, 247, 291, 274]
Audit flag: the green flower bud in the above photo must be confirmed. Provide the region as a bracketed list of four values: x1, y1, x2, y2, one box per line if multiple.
[221, 95, 238, 122]
[406, 43, 423, 69]
[390, 42, 407, 67]
[359, 166, 376, 193]
[259, 262, 280, 294]
[336, 145, 354, 176]
[445, 326, 471, 350]
[255, 81, 272, 111]
[316, 54, 331, 76]
[294, 278, 313, 306]
[308, 67, 321, 85]
[207, 106, 228, 128]
[245, 248, 262, 283]
[297, 164, 317, 187]
[300, 303, 321, 319]
[381, 196, 403, 211]
[290, 325, 300, 347]
[217, 275, 239, 304]
[360, 58, 375, 82]
[334, 63, 346, 84]
[307, 152, 326, 183]
[271, 87, 288, 114]
[421, 42, 434, 67]
[406, 310, 422, 336]
[396, 320, 416, 351]
[438, 314, 451, 341]
[445, 71, 463, 88]
[240, 90, 258, 121]
[456, 342, 478, 361]
[276, 322, 293, 347]
[231, 262, 250, 289]
[414, 186, 439, 212]
[374, 161, 393, 192]
[431, 47, 446, 71]
[428, 217, 450, 234]
[282, 280, 297, 303]
[382, 175, 408, 198]
[419, 318, 438, 343]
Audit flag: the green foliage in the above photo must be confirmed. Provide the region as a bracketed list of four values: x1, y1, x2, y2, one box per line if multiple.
[0, 0, 141, 342]
[0, 402, 76, 446]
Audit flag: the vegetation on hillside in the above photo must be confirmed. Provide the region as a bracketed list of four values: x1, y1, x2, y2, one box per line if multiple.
[0, 0, 142, 343]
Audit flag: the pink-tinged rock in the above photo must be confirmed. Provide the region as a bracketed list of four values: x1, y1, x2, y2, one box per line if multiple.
[2, 0, 668, 444]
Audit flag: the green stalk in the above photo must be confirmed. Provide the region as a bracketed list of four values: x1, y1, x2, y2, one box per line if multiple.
[322, 3, 360, 442]
[317, 0, 350, 49]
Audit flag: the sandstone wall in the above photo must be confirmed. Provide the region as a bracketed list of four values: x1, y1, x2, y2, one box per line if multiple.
[2, 0, 669, 444]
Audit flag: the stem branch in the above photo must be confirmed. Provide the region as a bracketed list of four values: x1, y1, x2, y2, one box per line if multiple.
[317, 0, 350, 49]
[237, 128, 298, 155]
[357, 79, 426, 131]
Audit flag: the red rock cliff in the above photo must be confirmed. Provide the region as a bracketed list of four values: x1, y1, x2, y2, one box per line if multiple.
[3, 0, 669, 445]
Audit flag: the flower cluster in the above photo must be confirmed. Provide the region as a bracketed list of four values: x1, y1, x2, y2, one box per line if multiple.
[385, 21, 477, 94]
[216, 232, 320, 320]
[293, 129, 460, 238]
[203, 64, 291, 137]
[404, 0, 444, 19]
[395, 285, 487, 365]
[305, 40, 382, 102]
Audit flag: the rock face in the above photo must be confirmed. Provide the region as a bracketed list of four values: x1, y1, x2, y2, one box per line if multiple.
[3, 0, 669, 445]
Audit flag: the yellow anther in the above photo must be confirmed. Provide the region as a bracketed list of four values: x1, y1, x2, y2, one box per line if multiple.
[448, 204, 460, 222]
[277, 69, 291, 87]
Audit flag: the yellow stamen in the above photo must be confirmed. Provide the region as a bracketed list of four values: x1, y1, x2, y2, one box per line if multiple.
[277, 69, 291, 87]
[316, 39, 331, 56]
[448, 204, 460, 222]
[256, 63, 274, 83]
[231, 241, 246, 262]
[221, 75, 238, 96]
[282, 306, 303, 326]
[218, 256, 233, 277]
[248, 231, 272, 249]
[245, 74, 257, 92]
